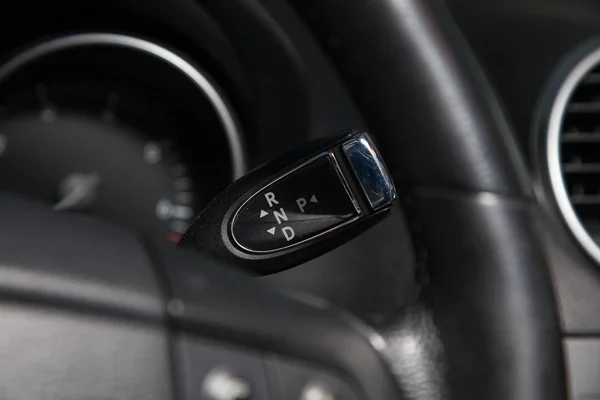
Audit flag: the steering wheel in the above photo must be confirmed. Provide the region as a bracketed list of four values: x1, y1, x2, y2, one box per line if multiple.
[0, 1, 566, 400]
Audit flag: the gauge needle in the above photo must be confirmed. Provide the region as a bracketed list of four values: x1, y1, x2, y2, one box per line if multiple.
[54, 173, 101, 211]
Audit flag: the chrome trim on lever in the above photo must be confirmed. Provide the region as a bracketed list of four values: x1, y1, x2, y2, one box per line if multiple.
[342, 133, 397, 210]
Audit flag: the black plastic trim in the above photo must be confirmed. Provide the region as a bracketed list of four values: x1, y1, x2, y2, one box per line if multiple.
[158, 248, 403, 400]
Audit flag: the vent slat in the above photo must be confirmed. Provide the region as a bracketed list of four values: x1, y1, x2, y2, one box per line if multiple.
[563, 164, 600, 173]
[567, 102, 600, 113]
[571, 195, 600, 205]
[582, 73, 600, 85]
[562, 133, 600, 142]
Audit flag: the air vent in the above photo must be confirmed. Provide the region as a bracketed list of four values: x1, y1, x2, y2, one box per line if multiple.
[547, 47, 600, 264]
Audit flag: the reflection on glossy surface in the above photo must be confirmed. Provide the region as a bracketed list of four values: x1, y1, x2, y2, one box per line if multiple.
[231, 154, 359, 253]
[343, 133, 397, 210]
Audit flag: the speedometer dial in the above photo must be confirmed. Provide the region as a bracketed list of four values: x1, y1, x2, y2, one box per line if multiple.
[0, 34, 246, 242]
[0, 81, 198, 242]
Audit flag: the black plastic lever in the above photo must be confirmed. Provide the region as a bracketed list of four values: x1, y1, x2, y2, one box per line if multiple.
[178, 130, 396, 275]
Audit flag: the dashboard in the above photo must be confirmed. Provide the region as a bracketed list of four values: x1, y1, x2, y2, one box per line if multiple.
[0, 0, 599, 321]
[0, 0, 413, 321]
[0, 0, 361, 237]
[448, 1, 600, 398]
[1, 0, 600, 398]
[447, 0, 600, 333]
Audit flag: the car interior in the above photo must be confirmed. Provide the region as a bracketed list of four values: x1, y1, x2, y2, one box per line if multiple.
[1, 0, 599, 399]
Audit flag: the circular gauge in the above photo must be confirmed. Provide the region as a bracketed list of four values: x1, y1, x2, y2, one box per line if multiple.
[0, 81, 198, 241]
[0, 34, 247, 242]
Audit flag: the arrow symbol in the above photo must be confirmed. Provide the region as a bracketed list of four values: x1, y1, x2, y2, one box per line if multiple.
[267, 227, 276, 235]
[260, 210, 268, 218]
[310, 194, 318, 203]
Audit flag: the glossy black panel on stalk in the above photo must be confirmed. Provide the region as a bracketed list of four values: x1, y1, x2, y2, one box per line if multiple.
[231, 154, 359, 252]
[179, 130, 397, 275]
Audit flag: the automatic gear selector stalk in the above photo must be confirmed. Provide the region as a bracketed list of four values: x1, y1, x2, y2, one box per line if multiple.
[178, 130, 397, 274]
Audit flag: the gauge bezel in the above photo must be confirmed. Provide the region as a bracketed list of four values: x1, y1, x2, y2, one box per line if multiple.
[0, 32, 247, 180]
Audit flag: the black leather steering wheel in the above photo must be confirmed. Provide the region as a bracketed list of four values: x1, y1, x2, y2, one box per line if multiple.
[287, 1, 566, 399]
[0, 1, 566, 400]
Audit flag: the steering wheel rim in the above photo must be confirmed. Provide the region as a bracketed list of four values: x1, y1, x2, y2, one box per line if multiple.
[0, 1, 566, 399]
[286, 1, 567, 399]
